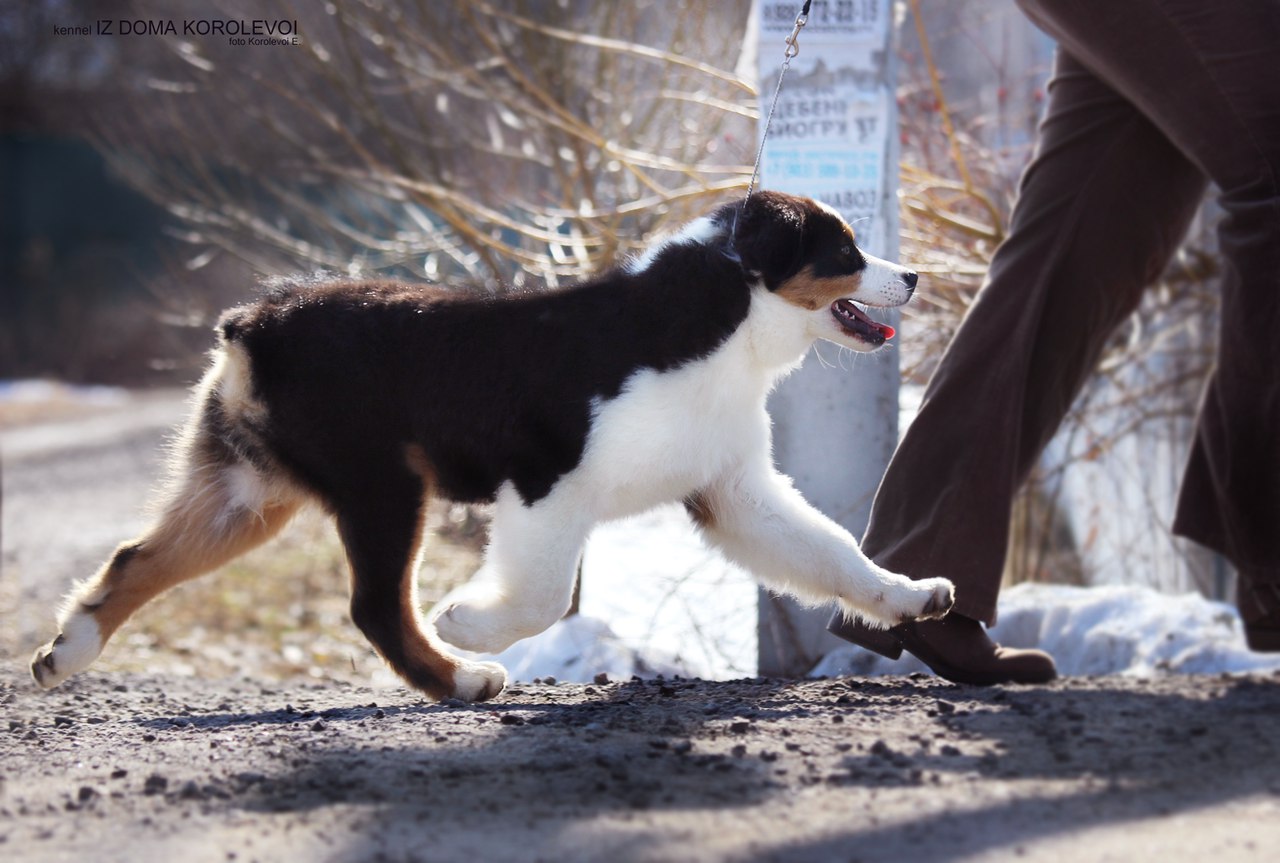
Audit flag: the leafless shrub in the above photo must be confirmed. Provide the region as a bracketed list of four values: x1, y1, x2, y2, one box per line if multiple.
[96, 0, 754, 290]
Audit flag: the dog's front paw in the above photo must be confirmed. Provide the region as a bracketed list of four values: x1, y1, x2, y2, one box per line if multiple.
[904, 577, 955, 622]
[451, 660, 507, 703]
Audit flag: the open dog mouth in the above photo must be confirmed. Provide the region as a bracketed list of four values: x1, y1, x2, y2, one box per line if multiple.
[831, 298, 895, 344]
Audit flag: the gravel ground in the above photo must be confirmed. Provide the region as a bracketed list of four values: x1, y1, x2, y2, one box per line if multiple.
[3, 666, 1280, 862]
[4, 391, 1280, 862]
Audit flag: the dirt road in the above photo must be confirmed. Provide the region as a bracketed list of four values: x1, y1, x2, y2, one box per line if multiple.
[3, 666, 1280, 862]
[3, 393, 1280, 861]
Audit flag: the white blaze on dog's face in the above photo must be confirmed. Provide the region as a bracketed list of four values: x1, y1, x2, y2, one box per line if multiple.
[733, 194, 917, 353]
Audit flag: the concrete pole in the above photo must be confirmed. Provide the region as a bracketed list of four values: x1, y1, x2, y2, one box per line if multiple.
[755, 1, 901, 677]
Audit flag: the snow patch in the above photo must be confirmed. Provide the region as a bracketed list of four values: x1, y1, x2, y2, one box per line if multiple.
[479, 614, 686, 684]
[812, 582, 1280, 678]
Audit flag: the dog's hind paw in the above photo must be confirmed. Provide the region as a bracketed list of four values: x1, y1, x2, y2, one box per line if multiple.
[31, 640, 62, 689]
[451, 660, 507, 703]
[30, 613, 102, 690]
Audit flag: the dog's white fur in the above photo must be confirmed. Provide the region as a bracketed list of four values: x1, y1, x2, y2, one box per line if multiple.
[431, 229, 949, 656]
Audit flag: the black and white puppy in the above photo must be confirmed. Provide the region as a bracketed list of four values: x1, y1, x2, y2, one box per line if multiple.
[31, 191, 954, 702]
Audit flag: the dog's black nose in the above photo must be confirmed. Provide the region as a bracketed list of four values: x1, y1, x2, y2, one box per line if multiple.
[903, 271, 918, 292]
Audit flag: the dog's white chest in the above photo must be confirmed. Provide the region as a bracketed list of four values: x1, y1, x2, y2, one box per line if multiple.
[576, 347, 768, 521]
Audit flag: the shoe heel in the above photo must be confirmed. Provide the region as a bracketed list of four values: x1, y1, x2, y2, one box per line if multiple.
[826, 611, 904, 660]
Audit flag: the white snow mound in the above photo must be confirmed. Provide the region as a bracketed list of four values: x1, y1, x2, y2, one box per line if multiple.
[469, 614, 687, 685]
[813, 582, 1280, 679]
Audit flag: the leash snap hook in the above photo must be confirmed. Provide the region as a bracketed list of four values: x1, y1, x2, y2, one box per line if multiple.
[784, 13, 808, 59]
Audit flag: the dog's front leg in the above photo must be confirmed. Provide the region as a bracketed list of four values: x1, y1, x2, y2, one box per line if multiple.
[431, 483, 592, 655]
[686, 459, 954, 628]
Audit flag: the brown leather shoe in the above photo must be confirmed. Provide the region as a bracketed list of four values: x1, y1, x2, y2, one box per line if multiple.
[828, 611, 1058, 685]
[1237, 580, 1280, 653]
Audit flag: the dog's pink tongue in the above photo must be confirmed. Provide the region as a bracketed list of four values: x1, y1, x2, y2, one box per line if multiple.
[876, 322, 896, 340]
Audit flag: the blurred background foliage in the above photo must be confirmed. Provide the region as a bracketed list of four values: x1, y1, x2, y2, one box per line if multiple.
[3, 0, 754, 382]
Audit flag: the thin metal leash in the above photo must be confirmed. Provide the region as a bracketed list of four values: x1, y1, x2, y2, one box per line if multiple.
[733, 0, 811, 252]
[743, 0, 811, 206]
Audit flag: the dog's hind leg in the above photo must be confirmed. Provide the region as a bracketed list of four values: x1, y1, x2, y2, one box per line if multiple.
[31, 398, 301, 689]
[431, 483, 590, 655]
[335, 471, 506, 703]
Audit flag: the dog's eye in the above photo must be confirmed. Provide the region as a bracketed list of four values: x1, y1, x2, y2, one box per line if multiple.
[841, 244, 854, 259]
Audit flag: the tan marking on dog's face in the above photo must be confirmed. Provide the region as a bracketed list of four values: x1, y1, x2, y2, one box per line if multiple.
[776, 266, 864, 311]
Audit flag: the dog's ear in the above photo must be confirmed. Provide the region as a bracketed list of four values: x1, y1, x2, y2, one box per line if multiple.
[728, 192, 806, 289]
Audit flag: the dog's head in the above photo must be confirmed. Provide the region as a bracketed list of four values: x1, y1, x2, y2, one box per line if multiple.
[725, 191, 916, 352]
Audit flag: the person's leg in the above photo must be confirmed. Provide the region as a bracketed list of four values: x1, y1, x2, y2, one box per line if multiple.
[1016, 0, 1280, 646]
[867, 48, 1206, 617]
[829, 46, 1207, 680]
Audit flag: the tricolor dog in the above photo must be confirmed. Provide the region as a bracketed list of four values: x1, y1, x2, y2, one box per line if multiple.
[31, 191, 954, 701]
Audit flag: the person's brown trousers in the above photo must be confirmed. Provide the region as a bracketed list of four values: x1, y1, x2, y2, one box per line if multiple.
[844, 0, 1280, 626]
